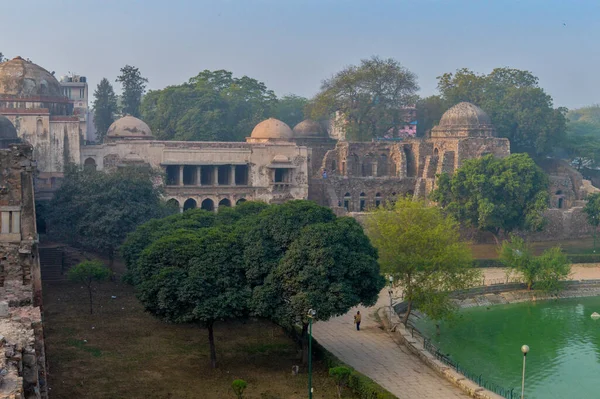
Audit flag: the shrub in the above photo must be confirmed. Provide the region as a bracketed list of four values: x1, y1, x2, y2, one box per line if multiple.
[232, 379, 247, 399]
[329, 366, 352, 398]
[348, 371, 397, 399]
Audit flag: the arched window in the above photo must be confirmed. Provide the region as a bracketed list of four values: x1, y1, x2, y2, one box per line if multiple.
[359, 192, 366, 212]
[218, 198, 232, 207]
[434, 148, 439, 158]
[378, 154, 388, 176]
[84, 157, 96, 171]
[201, 198, 214, 212]
[183, 198, 197, 211]
[375, 193, 382, 208]
[556, 190, 563, 195]
[36, 119, 44, 135]
[343, 192, 351, 211]
[236, 198, 247, 205]
[331, 159, 337, 172]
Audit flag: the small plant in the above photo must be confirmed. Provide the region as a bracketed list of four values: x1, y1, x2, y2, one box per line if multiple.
[329, 366, 351, 398]
[67, 260, 110, 314]
[232, 379, 247, 399]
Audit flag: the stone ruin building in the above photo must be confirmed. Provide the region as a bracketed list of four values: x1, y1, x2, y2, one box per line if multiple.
[0, 116, 46, 399]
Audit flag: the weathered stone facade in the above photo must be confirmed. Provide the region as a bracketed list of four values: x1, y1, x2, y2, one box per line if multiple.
[0, 57, 84, 201]
[0, 143, 46, 399]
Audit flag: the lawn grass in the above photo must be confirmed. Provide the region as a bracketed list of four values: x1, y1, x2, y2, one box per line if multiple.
[470, 236, 598, 259]
[43, 278, 353, 399]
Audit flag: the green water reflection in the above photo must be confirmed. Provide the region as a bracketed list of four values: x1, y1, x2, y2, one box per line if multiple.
[414, 296, 600, 399]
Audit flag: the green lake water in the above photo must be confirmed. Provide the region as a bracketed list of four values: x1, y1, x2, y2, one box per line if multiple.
[414, 296, 600, 399]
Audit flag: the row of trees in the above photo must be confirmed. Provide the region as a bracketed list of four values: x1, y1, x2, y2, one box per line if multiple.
[122, 201, 385, 368]
[92, 65, 148, 141]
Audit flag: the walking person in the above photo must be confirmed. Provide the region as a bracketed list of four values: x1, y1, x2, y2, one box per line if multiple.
[354, 311, 361, 331]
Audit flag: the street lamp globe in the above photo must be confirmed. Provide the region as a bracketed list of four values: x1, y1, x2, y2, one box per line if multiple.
[308, 309, 316, 317]
[388, 275, 394, 283]
[521, 344, 530, 355]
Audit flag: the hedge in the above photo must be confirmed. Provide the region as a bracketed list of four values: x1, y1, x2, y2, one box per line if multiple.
[313, 339, 397, 399]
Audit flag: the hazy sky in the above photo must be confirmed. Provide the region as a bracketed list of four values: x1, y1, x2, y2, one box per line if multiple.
[3, 0, 599, 109]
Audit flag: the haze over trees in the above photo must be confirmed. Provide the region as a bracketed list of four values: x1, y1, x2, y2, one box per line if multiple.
[420, 68, 567, 156]
[307, 56, 419, 141]
[116, 65, 148, 118]
[584, 193, 600, 251]
[0, 53, 6, 63]
[141, 70, 306, 142]
[564, 105, 600, 172]
[366, 198, 479, 327]
[431, 153, 549, 243]
[47, 165, 169, 273]
[92, 78, 118, 142]
[123, 201, 384, 367]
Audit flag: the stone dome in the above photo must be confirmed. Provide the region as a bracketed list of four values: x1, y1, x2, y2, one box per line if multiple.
[292, 119, 327, 138]
[431, 102, 495, 138]
[0, 116, 17, 139]
[438, 102, 492, 127]
[106, 115, 153, 140]
[0, 57, 63, 98]
[250, 118, 293, 141]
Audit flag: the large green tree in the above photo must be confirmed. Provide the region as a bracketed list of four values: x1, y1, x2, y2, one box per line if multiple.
[436, 68, 567, 156]
[116, 65, 148, 117]
[141, 70, 277, 141]
[366, 198, 479, 326]
[415, 95, 446, 137]
[308, 56, 419, 141]
[431, 153, 549, 243]
[135, 227, 250, 368]
[563, 106, 600, 172]
[47, 165, 168, 273]
[92, 78, 118, 142]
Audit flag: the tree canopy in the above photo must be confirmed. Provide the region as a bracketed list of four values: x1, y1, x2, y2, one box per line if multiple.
[584, 193, 600, 250]
[431, 153, 549, 241]
[47, 165, 169, 272]
[307, 56, 419, 141]
[426, 68, 567, 156]
[93, 78, 118, 142]
[124, 200, 383, 366]
[67, 260, 110, 314]
[563, 106, 600, 172]
[116, 65, 148, 117]
[366, 197, 478, 325]
[141, 70, 282, 142]
[274, 94, 308, 128]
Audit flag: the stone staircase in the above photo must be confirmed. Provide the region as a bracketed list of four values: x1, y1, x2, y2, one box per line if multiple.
[39, 247, 64, 282]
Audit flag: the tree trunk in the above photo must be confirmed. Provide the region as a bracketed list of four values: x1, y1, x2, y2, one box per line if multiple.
[527, 281, 532, 291]
[108, 250, 115, 281]
[207, 321, 217, 368]
[88, 285, 93, 314]
[402, 300, 412, 326]
[300, 322, 309, 365]
[436, 323, 440, 336]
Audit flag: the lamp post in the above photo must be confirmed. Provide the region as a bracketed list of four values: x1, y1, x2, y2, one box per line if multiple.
[521, 344, 529, 399]
[388, 275, 394, 324]
[307, 308, 316, 399]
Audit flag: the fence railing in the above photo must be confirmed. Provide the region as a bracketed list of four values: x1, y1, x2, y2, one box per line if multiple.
[407, 321, 520, 399]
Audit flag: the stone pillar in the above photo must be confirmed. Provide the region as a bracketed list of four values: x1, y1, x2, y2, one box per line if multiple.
[213, 166, 219, 186]
[179, 165, 184, 186]
[230, 165, 236, 186]
[371, 162, 377, 177]
[196, 166, 202, 186]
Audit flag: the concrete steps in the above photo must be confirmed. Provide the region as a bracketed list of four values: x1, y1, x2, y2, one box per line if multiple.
[39, 247, 64, 282]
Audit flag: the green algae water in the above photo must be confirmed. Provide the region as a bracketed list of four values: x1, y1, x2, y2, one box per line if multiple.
[414, 296, 600, 399]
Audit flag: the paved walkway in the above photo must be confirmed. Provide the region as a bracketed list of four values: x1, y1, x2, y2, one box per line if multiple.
[313, 292, 469, 398]
[313, 266, 600, 399]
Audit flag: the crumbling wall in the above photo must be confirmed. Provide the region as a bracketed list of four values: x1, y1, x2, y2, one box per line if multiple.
[0, 144, 46, 399]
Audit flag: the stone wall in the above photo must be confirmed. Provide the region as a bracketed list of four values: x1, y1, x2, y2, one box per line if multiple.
[0, 144, 46, 399]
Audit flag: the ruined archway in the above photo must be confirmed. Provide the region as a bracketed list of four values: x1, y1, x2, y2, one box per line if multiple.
[218, 198, 231, 208]
[236, 198, 247, 205]
[84, 157, 97, 171]
[183, 198, 197, 211]
[201, 198, 214, 212]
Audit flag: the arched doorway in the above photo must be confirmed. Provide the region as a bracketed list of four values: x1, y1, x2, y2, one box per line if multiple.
[359, 192, 366, 212]
[219, 198, 231, 207]
[375, 193, 382, 208]
[343, 192, 351, 211]
[84, 157, 97, 171]
[236, 198, 247, 205]
[166, 198, 180, 212]
[201, 198, 214, 212]
[183, 198, 197, 211]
